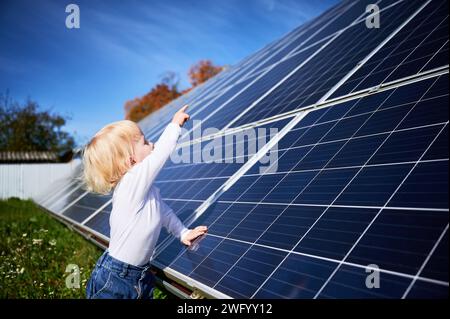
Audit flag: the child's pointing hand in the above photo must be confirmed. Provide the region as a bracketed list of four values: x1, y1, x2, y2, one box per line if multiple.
[172, 105, 190, 127]
[181, 226, 208, 246]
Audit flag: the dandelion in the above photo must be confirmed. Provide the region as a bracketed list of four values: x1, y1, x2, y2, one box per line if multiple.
[22, 233, 27, 237]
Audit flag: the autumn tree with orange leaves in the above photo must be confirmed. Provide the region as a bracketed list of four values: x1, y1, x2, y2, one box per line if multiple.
[124, 60, 223, 122]
[188, 60, 223, 87]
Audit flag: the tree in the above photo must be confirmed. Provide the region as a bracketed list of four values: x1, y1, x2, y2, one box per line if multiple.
[0, 93, 75, 154]
[124, 60, 223, 122]
[188, 60, 223, 87]
[125, 82, 181, 122]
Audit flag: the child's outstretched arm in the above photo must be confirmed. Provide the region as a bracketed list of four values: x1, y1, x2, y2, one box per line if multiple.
[143, 104, 189, 181]
[122, 106, 189, 208]
[160, 199, 208, 246]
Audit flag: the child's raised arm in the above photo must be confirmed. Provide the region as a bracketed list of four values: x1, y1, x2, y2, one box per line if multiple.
[120, 106, 190, 208]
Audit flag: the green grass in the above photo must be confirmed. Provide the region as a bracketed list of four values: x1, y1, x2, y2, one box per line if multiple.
[0, 198, 168, 299]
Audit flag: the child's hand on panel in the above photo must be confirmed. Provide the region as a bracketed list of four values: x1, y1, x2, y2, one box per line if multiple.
[181, 226, 208, 246]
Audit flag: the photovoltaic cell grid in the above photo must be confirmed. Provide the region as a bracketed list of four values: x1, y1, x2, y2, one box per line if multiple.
[154, 118, 291, 249]
[36, 0, 448, 299]
[330, 0, 449, 98]
[201, 0, 424, 130]
[156, 74, 448, 298]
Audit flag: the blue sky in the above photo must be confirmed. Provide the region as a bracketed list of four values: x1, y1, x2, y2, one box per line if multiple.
[0, 0, 338, 145]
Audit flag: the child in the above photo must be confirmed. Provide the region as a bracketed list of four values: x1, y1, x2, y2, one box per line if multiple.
[82, 105, 207, 299]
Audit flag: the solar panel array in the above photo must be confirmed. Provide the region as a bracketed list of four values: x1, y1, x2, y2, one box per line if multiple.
[37, 0, 449, 299]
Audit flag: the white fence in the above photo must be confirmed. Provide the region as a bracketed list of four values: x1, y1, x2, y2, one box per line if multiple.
[0, 159, 81, 200]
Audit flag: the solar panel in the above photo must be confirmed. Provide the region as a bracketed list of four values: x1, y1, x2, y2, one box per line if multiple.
[46, 183, 84, 212]
[61, 193, 111, 223]
[154, 74, 448, 298]
[228, 0, 432, 127]
[36, 178, 78, 207]
[84, 203, 112, 237]
[37, 0, 448, 299]
[153, 118, 292, 249]
[330, 0, 449, 98]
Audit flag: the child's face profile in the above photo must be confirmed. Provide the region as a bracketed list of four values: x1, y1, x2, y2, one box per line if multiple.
[132, 134, 154, 164]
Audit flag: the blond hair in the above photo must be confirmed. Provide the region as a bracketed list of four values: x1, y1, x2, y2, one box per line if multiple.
[82, 120, 142, 195]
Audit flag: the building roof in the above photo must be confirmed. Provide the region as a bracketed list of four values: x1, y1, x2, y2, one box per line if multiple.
[0, 151, 60, 163]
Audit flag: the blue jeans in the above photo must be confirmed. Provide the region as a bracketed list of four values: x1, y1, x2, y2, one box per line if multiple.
[86, 250, 155, 299]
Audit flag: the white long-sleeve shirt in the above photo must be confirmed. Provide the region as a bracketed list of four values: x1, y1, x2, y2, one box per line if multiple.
[108, 122, 189, 266]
